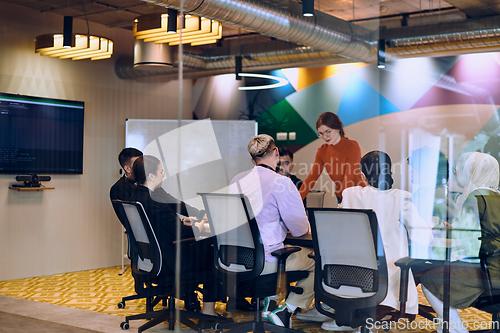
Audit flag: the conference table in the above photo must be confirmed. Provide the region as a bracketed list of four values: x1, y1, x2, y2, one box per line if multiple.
[284, 232, 313, 248]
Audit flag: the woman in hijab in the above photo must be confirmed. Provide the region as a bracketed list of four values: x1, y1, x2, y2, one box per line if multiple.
[454, 152, 475, 209]
[318, 151, 433, 331]
[420, 152, 500, 333]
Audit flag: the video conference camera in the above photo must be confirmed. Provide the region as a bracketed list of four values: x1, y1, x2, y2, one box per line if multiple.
[14, 174, 51, 187]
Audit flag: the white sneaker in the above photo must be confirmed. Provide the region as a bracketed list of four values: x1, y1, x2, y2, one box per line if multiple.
[321, 319, 356, 331]
[296, 306, 333, 322]
[261, 297, 277, 320]
[269, 304, 293, 328]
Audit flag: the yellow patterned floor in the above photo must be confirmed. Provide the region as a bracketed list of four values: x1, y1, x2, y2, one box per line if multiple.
[0, 266, 141, 318]
[0, 266, 494, 332]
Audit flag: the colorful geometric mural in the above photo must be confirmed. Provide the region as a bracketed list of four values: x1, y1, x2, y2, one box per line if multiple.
[190, 52, 500, 229]
[192, 52, 500, 172]
[336, 73, 400, 127]
[256, 99, 317, 146]
[244, 53, 500, 158]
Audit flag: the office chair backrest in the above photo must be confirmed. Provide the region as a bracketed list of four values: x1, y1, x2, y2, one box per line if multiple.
[475, 192, 500, 309]
[199, 192, 265, 282]
[306, 190, 327, 208]
[308, 208, 388, 309]
[112, 200, 162, 280]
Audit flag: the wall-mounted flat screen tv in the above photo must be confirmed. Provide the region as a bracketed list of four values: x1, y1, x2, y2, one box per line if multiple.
[0, 93, 84, 174]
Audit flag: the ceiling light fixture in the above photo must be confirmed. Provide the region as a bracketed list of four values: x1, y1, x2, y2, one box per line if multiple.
[35, 16, 113, 60]
[35, 34, 113, 60]
[235, 56, 242, 80]
[303, 0, 314, 17]
[134, 13, 222, 46]
[377, 39, 386, 69]
[237, 73, 290, 90]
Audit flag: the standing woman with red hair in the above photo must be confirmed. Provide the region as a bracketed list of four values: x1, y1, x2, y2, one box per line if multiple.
[299, 112, 365, 204]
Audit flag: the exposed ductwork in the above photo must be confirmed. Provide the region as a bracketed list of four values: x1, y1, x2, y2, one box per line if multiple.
[386, 15, 500, 57]
[114, 0, 500, 80]
[115, 47, 351, 81]
[444, 0, 500, 18]
[142, 0, 377, 63]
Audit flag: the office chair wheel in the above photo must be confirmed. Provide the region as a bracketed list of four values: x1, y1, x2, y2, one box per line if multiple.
[117, 301, 125, 309]
[120, 321, 129, 330]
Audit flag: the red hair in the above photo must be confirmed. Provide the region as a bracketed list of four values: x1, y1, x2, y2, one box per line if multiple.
[316, 112, 345, 138]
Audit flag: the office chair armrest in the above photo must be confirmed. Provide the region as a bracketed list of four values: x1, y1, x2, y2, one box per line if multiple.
[479, 252, 491, 270]
[458, 256, 480, 263]
[271, 246, 302, 274]
[479, 252, 494, 296]
[271, 247, 305, 298]
[271, 246, 301, 260]
[172, 237, 197, 244]
[395, 257, 422, 314]
[394, 256, 421, 269]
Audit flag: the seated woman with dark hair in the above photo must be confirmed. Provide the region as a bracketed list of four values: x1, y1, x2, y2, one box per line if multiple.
[330, 151, 433, 329]
[129, 155, 219, 317]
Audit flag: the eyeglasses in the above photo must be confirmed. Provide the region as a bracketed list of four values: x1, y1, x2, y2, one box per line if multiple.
[317, 129, 332, 138]
[159, 169, 166, 176]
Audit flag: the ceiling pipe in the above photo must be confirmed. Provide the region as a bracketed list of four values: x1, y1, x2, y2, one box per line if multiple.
[141, 0, 376, 63]
[116, 2, 500, 81]
[385, 15, 500, 57]
[115, 48, 351, 81]
[142, 0, 500, 64]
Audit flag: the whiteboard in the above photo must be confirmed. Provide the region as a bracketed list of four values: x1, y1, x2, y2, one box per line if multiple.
[126, 119, 257, 210]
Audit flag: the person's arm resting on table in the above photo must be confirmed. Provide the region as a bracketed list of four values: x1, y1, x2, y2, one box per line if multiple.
[401, 194, 434, 259]
[151, 187, 200, 217]
[299, 149, 324, 201]
[277, 177, 310, 237]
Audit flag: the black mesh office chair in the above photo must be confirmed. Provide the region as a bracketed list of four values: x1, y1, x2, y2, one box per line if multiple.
[112, 200, 165, 311]
[199, 192, 309, 333]
[448, 192, 500, 333]
[111, 201, 143, 305]
[307, 208, 391, 333]
[396, 192, 500, 333]
[396, 254, 500, 333]
[470, 252, 500, 333]
[112, 200, 218, 332]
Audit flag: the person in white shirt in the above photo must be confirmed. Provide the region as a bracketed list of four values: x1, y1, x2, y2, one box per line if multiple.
[324, 150, 433, 331]
[229, 134, 315, 329]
